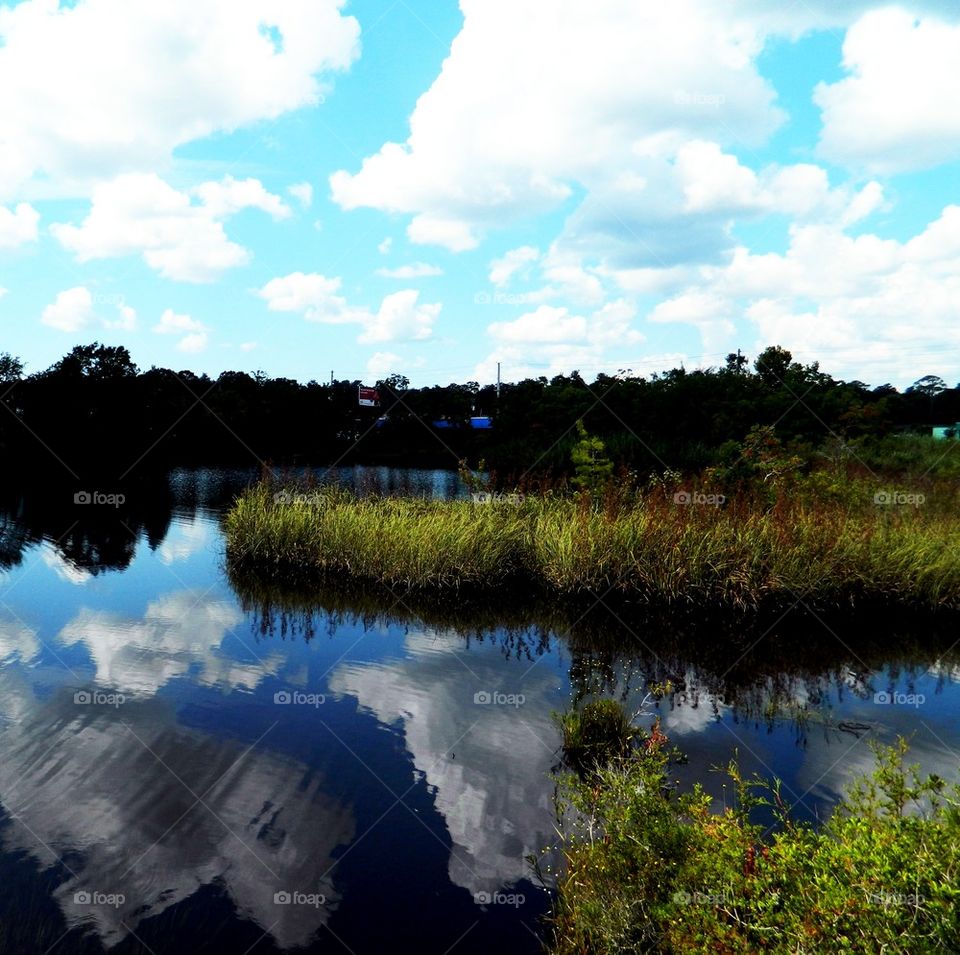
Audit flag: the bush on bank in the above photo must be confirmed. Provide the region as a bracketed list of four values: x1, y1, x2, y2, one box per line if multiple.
[545, 717, 960, 955]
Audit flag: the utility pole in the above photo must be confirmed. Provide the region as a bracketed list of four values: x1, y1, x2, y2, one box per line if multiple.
[496, 361, 501, 400]
[330, 369, 334, 386]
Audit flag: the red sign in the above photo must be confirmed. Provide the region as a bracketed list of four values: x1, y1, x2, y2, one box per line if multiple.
[358, 386, 380, 407]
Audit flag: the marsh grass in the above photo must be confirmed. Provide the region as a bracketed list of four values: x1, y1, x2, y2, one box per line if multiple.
[224, 478, 960, 611]
[554, 699, 637, 775]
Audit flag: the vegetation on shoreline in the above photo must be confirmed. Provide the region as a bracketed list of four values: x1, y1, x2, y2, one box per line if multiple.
[224, 460, 960, 611]
[3, 342, 960, 476]
[544, 708, 960, 954]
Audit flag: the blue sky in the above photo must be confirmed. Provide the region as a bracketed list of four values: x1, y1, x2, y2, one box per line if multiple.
[1, 0, 959, 387]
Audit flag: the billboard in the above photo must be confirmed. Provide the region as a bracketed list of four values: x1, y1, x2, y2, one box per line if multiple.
[358, 386, 380, 407]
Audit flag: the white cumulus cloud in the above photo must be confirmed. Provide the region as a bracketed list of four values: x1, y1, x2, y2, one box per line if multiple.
[358, 289, 440, 344]
[41, 287, 95, 333]
[0, 0, 360, 200]
[154, 308, 210, 353]
[192, 176, 292, 220]
[375, 263, 443, 279]
[51, 173, 289, 282]
[478, 299, 644, 381]
[0, 202, 39, 248]
[366, 351, 404, 380]
[816, 8, 960, 174]
[489, 306, 588, 345]
[257, 272, 358, 324]
[258, 273, 441, 343]
[489, 246, 540, 287]
[330, 0, 787, 251]
[41, 286, 136, 333]
[644, 203, 960, 383]
[287, 182, 314, 209]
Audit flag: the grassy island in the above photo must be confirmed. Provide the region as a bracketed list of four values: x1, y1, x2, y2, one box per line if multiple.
[224, 469, 960, 613]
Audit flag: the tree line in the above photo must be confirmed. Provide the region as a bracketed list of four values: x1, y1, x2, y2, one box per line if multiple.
[0, 343, 957, 483]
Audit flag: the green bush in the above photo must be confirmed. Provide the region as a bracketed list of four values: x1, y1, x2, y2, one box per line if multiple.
[554, 699, 636, 775]
[546, 737, 960, 954]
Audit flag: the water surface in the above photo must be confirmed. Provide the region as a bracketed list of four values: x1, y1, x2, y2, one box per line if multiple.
[0, 468, 957, 953]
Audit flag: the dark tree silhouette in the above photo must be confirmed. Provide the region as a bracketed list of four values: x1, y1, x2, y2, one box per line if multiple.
[0, 343, 955, 486]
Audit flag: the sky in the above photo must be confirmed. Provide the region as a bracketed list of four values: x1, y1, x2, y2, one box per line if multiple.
[1, 0, 959, 388]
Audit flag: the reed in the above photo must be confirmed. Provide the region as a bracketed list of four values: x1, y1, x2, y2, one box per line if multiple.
[223, 481, 960, 611]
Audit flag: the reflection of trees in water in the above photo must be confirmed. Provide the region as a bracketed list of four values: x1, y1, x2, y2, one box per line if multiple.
[0, 479, 176, 575]
[229, 568, 557, 660]
[0, 467, 458, 579]
[227, 568, 960, 737]
[0, 513, 31, 571]
[567, 618, 960, 744]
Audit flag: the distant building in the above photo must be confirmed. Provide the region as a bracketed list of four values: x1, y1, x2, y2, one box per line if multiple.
[932, 423, 960, 440]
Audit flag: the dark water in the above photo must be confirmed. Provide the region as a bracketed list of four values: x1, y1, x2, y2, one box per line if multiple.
[0, 468, 958, 954]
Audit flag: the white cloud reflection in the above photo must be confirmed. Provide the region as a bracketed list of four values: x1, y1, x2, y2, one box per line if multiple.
[58, 590, 283, 697]
[329, 628, 561, 898]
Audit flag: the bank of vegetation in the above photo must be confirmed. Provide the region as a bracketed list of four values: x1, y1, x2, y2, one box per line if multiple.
[544, 702, 960, 953]
[225, 425, 960, 612]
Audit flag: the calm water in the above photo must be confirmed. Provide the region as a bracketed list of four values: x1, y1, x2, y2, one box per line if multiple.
[0, 468, 958, 954]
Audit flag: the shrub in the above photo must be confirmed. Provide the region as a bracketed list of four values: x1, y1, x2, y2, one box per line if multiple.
[554, 699, 635, 775]
[546, 736, 960, 954]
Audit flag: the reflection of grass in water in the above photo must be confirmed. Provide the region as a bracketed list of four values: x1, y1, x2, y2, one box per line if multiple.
[227, 562, 960, 744]
[225, 481, 960, 612]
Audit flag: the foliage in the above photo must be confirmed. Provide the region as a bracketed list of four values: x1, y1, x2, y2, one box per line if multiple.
[571, 420, 615, 496]
[554, 699, 636, 775]
[547, 735, 960, 954]
[737, 425, 804, 485]
[3, 341, 960, 476]
[0, 352, 23, 383]
[225, 475, 960, 611]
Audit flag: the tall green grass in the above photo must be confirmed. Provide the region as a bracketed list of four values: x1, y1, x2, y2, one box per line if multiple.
[224, 482, 960, 610]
